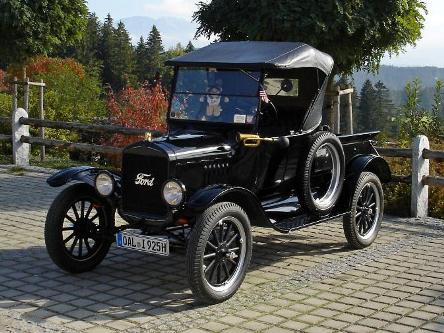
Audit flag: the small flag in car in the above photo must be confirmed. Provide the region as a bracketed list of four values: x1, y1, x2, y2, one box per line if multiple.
[259, 87, 270, 103]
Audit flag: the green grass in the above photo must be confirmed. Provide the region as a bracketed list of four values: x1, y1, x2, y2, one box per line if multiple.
[7, 166, 25, 176]
[30, 155, 98, 170]
[0, 154, 12, 165]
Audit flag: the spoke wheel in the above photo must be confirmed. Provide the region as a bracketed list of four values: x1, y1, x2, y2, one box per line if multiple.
[45, 183, 114, 273]
[203, 217, 246, 291]
[187, 202, 252, 304]
[62, 199, 106, 261]
[343, 172, 384, 249]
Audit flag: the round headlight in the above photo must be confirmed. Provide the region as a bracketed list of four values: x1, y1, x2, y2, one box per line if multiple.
[95, 172, 114, 197]
[162, 180, 185, 206]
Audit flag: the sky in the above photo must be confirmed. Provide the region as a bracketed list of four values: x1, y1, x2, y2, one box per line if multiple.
[87, 0, 444, 68]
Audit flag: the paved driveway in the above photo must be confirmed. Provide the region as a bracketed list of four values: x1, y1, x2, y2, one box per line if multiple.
[0, 166, 443, 333]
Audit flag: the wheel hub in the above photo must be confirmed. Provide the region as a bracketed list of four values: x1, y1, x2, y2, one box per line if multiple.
[74, 218, 95, 238]
[216, 243, 229, 258]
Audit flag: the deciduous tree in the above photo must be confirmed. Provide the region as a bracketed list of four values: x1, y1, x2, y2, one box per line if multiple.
[193, 0, 426, 75]
[0, 0, 88, 74]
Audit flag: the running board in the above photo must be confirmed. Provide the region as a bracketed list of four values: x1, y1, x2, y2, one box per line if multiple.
[270, 213, 348, 233]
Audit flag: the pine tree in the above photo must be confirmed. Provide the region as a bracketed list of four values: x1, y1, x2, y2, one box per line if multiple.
[99, 14, 116, 89]
[134, 36, 148, 82]
[185, 41, 195, 53]
[374, 81, 396, 135]
[113, 21, 135, 90]
[145, 25, 164, 82]
[76, 13, 102, 70]
[357, 80, 377, 132]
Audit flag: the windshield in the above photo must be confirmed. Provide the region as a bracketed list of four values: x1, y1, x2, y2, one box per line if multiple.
[170, 68, 261, 125]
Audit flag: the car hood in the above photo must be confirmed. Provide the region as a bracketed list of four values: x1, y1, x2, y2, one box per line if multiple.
[156, 132, 234, 161]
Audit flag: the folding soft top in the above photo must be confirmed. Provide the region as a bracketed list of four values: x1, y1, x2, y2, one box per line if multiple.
[166, 41, 334, 75]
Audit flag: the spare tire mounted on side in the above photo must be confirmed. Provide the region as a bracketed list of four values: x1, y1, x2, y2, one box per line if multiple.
[297, 131, 345, 215]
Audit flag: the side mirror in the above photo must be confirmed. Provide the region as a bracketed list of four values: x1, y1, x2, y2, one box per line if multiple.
[280, 79, 293, 93]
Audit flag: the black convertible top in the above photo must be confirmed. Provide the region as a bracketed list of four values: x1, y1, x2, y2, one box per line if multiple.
[166, 41, 334, 75]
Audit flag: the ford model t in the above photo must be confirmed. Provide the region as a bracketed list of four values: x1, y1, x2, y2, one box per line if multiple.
[45, 42, 390, 304]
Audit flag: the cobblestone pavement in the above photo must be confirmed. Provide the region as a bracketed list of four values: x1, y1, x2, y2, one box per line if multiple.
[0, 166, 443, 333]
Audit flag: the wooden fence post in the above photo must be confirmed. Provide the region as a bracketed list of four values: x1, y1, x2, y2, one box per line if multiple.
[345, 87, 353, 134]
[39, 79, 45, 161]
[333, 86, 341, 133]
[411, 135, 429, 217]
[23, 77, 29, 113]
[12, 108, 30, 166]
[12, 76, 18, 114]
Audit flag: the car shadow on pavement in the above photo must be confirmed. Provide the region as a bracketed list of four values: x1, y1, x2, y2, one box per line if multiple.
[0, 230, 352, 325]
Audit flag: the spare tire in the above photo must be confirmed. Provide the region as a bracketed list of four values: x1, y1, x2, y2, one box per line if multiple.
[297, 131, 345, 215]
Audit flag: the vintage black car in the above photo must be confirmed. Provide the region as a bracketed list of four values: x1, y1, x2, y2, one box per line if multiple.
[45, 42, 390, 304]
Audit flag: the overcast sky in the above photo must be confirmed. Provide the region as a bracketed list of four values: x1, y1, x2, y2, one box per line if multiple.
[87, 0, 444, 68]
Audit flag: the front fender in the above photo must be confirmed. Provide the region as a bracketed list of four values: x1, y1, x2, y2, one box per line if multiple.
[47, 166, 120, 188]
[186, 185, 269, 227]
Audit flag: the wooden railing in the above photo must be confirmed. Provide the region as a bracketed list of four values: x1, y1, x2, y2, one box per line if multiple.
[0, 107, 162, 160]
[377, 136, 444, 218]
[1, 107, 443, 218]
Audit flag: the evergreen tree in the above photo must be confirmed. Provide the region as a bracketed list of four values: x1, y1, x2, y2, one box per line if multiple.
[374, 81, 396, 135]
[99, 14, 116, 89]
[113, 21, 135, 90]
[52, 12, 102, 73]
[134, 36, 148, 82]
[145, 25, 164, 82]
[76, 13, 102, 70]
[185, 41, 195, 53]
[357, 80, 377, 132]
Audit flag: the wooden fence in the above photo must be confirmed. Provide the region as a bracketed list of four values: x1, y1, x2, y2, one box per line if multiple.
[0, 107, 161, 157]
[377, 136, 444, 218]
[1, 105, 444, 218]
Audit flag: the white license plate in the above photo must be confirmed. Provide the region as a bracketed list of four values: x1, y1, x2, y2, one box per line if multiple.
[116, 230, 169, 256]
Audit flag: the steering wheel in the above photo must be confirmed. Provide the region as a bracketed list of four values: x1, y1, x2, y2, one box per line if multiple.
[261, 100, 278, 120]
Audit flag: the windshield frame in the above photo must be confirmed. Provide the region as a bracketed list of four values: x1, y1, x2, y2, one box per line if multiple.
[167, 67, 264, 128]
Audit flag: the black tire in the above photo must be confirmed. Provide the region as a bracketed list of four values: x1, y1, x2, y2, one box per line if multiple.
[343, 172, 384, 249]
[187, 202, 253, 304]
[45, 183, 114, 273]
[297, 131, 345, 215]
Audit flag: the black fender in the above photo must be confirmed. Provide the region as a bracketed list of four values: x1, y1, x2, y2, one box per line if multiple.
[47, 166, 121, 189]
[347, 154, 391, 183]
[337, 154, 391, 211]
[185, 184, 270, 227]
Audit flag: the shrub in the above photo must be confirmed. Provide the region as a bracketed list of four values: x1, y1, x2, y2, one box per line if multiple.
[7, 56, 106, 142]
[384, 79, 444, 219]
[0, 69, 8, 92]
[107, 83, 167, 147]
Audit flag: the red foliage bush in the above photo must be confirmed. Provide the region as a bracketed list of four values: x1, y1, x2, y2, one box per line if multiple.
[7, 56, 85, 79]
[0, 69, 8, 92]
[107, 83, 168, 148]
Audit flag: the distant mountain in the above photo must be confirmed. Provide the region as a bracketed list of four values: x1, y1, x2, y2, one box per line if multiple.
[352, 65, 444, 91]
[119, 16, 207, 49]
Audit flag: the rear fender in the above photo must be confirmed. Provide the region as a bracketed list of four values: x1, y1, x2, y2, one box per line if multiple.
[186, 185, 269, 227]
[337, 154, 391, 211]
[47, 166, 121, 189]
[347, 155, 391, 183]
